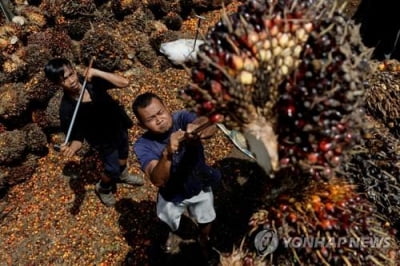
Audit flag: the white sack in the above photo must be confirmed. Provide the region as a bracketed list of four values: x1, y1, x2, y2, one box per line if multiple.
[159, 39, 204, 65]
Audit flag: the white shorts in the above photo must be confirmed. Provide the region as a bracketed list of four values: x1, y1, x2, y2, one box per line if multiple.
[156, 189, 216, 231]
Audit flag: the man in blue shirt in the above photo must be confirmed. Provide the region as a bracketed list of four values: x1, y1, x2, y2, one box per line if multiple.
[132, 92, 221, 259]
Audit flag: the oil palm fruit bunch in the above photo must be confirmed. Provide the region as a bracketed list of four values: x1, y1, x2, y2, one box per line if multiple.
[0, 50, 27, 84]
[24, 73, 56, 105]
[365, 60, 400, 138]
[0, 23, 23, 55]
[0, 82, 29, 124]
[248, 177, 399, 265]
[341, 115, 400, 233]
[61, 0, 96, 18]
[23, 44, 53, 76]
[22, 123, 48, 156]
[26, 28, 74, 61]
[111, 0, 139, 18]
[0, 24, 26, 83]
[31, 91, 62, 130]
[38, 0, 62, 18]
[17, 5, 47, 28]
[0, 129, 26, 165]
[80, 25, 127, 71]
[182, 0, 370, 176]
[23, 29, 74, 82]
[62, 17, 91, 41]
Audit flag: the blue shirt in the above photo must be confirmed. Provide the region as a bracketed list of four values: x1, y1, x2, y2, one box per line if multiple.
[134, 110, 220, 202]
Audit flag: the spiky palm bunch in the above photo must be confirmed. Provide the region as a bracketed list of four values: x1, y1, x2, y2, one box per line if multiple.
[182, 0, 370, 177]
[248, 178, 398, 265]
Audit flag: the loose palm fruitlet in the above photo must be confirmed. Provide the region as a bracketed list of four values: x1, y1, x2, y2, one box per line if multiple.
[182, 0, 370, 176]
[248, 178, 399, 265]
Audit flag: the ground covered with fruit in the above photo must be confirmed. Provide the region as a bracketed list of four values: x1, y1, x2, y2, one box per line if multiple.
[1, 0, 400, 265]
[0, 1, 265, 264]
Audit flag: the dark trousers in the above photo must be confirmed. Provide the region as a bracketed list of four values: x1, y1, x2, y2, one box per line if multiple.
[97, 130, 129, 180]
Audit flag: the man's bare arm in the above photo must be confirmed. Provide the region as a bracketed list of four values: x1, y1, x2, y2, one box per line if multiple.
[144, 150, 172, 187]
[144, 130, 185, 187]
[60, 140, 82, 157]
[86, 68, 129, 88]
[187, 116, 218, 139]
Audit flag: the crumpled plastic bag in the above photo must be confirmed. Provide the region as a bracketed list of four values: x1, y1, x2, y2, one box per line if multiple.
[159, 39, 204, 65]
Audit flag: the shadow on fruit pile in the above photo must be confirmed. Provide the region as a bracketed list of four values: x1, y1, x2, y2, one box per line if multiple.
[59, 147, 275, 265]
[117, 153, 271, 266]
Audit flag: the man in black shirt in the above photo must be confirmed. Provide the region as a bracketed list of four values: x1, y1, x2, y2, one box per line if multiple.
[45, 58, 143, 206]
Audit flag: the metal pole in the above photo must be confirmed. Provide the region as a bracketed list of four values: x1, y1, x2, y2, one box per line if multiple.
[192, 15, 206, 53]
[0, 0, 14, 22]
[54, 57, 95, 152]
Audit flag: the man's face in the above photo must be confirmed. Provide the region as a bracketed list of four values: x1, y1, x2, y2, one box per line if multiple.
[137, 98, 173, 134]
[60, 65, 80, 93]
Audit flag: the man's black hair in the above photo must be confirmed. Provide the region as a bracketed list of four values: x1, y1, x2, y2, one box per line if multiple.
[132, 92, 164, 122]
[44, 58, 73, 83]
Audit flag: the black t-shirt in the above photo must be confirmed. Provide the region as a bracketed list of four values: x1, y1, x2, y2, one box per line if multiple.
[59, 76, 133, 153]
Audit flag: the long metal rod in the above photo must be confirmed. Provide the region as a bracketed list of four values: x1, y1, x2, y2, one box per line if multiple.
[190, 120, 214, 135]
[55, 58, 94, 151]
[192, 15, 205, 53]
[178, 119, 215, 143]
[0, 0, 13, 21]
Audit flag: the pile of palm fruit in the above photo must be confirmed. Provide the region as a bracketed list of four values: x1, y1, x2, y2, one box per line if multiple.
[0, 0, 228, 194]
[1, 0, 400, 263]
[342, 60, 400, 236]
[183, 0, 400, 264]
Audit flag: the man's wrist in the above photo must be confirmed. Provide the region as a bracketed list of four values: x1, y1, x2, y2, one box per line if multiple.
[162, 148, 173, 160]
